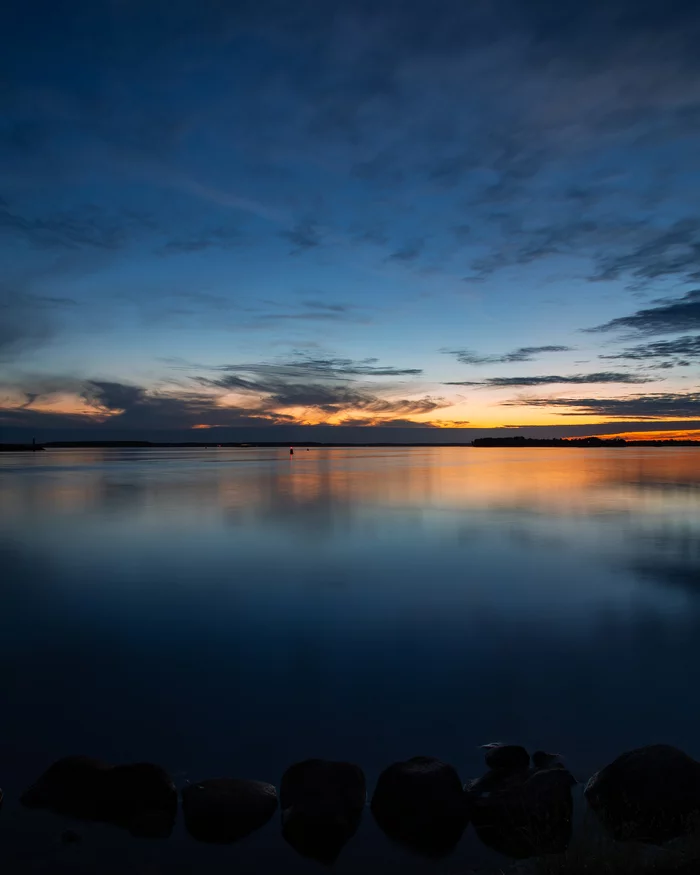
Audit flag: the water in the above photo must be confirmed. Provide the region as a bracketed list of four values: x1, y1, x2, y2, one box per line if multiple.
[1, 446, 700, 872]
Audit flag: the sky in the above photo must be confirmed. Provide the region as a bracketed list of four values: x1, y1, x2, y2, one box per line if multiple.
[2, 0, 700, 442]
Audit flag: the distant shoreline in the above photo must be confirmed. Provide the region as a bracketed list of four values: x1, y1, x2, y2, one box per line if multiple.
[2, 437, 700, 451]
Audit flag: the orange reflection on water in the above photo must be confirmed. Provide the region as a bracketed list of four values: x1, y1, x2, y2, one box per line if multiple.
[2, 447, 699, 523]
[212, 447, 700, 520]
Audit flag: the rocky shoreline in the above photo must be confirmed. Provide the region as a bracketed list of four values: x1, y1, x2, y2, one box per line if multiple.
[6, 743, 700, 869]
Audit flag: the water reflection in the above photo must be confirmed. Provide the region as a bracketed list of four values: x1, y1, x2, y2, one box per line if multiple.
[1, 447, 700, 872]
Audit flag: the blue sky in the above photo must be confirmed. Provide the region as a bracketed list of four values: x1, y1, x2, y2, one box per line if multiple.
[2, 0, 700, 440]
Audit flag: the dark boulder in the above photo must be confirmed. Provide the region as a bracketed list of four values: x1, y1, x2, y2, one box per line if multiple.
[371, 756, 468, 858]
[481, 744, 531, 773]
[280, 759, 365, 864]
[470, 764, 576, 859]
[101, 762, 177, 837]
[21, 756, 177, 838]
[182, 778, 277, 843]
[21, 756, 111, 819]
[585, 745, 700, 844]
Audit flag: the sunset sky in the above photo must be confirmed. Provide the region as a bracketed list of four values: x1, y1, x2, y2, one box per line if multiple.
[2, 0, 700, 441]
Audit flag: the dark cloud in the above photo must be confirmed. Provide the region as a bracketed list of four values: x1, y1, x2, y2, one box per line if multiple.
[0, 288, 78, 359]
[589, 290, 700, 335]
[351, 153, 405, 187]
[82, 381, 145, 412]
[444, 345, 571, 365]
[279, 220, 322, 253]
[463, 217, 651, 283]
[504, 393, 700, 419]
[351, 226, 389, 247]
[254, 311, 369, 325]
[591, 219, 700, 286]
[459, 210, 700, 290]
[196, 356, 437, 418]
[333, 417, 441, 429]
[387, 239, 425, 263]
[0, 365, 444, 434]
[600, 334, 700, 362]
[447, 372, 655, 388]
[452, 224, 471, 241]
[0, 393, 294, 431]
[0, 201, 151, 250]
[159, 227, 241, 254]
[0, 375, 299, 431]
[205, 357, 423, 379]
[301, 301, 353, 313]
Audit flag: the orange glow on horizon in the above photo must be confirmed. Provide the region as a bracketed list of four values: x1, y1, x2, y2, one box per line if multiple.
[596, 429, 700, 442]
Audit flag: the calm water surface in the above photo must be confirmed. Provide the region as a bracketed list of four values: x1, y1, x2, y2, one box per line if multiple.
[1, 446, 700, 872]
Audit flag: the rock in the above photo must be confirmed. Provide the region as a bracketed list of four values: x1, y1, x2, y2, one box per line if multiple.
[481, 744, 531, 773]
[280, 759, 366, 864]
[371, 756, 468, 857]
[585, 744, 700, 844]
[21, 756, 177, 838]
[101, 762, 177, 838]
[471, 764, 577, 859]
[531, 751, 565, 771]
[21, 756, 111, 819]
[182, 779, 277, 843]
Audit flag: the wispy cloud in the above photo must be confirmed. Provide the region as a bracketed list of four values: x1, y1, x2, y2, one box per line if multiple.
[159, 226, 241, 255]
[588, 290, 700, 335]
[447, 372, 655, 388]
[200, 356, 423, 380]
[0, 200, 151, 250]
[387, 238, 425, 263]
[279, 219, 322, 253]
[601, 334, 700, 362]
[0, 287, 78, 359]
[443, 345, 571, 365]
[503, 392, 700, 419]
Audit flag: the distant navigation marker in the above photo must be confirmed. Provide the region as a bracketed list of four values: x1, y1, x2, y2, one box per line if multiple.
[290, 446, 294, 456]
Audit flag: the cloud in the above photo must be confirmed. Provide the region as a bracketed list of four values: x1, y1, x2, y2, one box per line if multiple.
[279, 220, 322, 253]
[0, 287, 78, 359]
[82, 380, 145, 412]
[447, 372, 656, 388]
[460, 214, 700, 288]
[0, 365, 446, 433]
[195, 355, 438, 420]
[254, 311, 364, 324]
[591, 219, 700, 286]
[387, 238, 425, 262]
[443, 345, 571, 365]
[0, 201, 151, 250]
[159, 226, 241, 254]
[600, 335, 700, 362]
[503, 392, 700, 419]
[0, 355, 437, 436]
[301, 300, 354, 313]
[588, 290, 700, 335]
[203, 356, 423, 379]
[0, 392, 295, 431]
